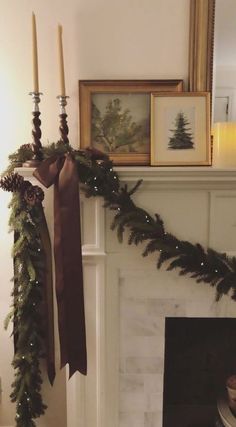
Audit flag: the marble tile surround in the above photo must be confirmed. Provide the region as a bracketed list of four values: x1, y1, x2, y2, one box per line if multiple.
[119, 282, 186, 426]
[118, 269, 234, 427]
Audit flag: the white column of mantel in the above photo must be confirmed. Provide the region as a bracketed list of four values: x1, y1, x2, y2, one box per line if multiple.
[15, 167, 106, 427]
[14, 168, 65, 427]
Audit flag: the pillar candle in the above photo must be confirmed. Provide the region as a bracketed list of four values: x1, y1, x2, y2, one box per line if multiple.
[213, 122, 236, 167]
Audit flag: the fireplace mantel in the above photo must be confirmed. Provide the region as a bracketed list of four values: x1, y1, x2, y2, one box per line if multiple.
[17, 166, 236, 427]
[115, 166, 236, 189]
[18, 166, 236, 186]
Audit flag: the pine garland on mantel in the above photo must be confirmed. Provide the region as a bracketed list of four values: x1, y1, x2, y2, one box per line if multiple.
[1, 141, 236, 426]
[0, 171, 46, 427]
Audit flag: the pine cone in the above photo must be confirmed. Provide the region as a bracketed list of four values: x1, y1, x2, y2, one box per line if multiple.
[20, 144, 31, 151]
[0, 173, 24, 192]
[34, 185, 44, 203]
[85, 147, 109, 161]
[23, 183, 44, 206]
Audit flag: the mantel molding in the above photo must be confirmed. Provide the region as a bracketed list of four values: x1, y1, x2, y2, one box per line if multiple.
[115, 166, 236, 190]
[16, 166, 236, 190]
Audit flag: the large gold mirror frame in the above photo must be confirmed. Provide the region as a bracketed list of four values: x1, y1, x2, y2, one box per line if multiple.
[189, 0, 215, 92]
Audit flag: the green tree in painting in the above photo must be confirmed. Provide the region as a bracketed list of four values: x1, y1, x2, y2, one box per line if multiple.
[91, 98, 146, 152]
[168, 111, 194, 149]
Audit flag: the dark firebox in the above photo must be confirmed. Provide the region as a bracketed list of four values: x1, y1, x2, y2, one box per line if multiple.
[163, 318, 236, 427]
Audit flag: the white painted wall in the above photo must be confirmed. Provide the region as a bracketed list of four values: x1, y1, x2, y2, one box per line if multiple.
[214, 67, 236, 122]
[0, 0, 189, 425]
[214, 0, 236, 68]
[214, 0, 236, 121]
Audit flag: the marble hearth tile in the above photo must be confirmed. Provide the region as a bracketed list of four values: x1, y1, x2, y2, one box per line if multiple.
[119, 271, 179, 299]
[120, 392, 147, 411]
[120, 335, 164, 358]
[120, 297, 147, 318]
[147, 298, 186, 317]
[144, 412, 162, 427]
[147, 393, 163, 411]
[119, 268, 156, 281]
[120, 317, 164, 337]
[119, 411, 144, 427]
[119, 357, 126, 373]
[120, 268, 212, 300]
[186, 296, 224, 317]
[221, 295, 236, 317]
[120, 374, 144, 392]
[126, 357, 163, 373]
[144, 374, 163, 394]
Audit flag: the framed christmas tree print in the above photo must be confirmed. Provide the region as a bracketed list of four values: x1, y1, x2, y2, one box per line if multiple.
[151, 92, 211, 166]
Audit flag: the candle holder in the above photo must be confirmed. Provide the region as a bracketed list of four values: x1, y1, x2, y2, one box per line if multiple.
[57, 95, 69, 145]
[23, 92, 43, 167]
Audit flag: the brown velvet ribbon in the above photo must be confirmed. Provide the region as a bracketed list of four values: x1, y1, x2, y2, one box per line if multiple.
[38, 209, 56, 385]
[33, 154, 87, 377]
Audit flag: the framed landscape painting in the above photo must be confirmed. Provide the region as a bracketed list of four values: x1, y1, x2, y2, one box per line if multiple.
[79, 80, 183, 165]
[151, 92, 211, 166]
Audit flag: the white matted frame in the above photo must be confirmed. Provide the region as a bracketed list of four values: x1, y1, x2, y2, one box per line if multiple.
[151, 92, 211, 166]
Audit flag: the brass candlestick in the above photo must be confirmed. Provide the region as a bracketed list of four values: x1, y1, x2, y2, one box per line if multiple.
[23, 92, 43, 167]
[57, 95, 69, 145]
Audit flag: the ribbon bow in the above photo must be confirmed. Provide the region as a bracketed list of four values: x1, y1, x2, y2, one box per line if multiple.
[34, 153, 87, 378]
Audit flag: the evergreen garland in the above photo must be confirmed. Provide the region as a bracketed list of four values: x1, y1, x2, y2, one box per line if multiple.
[1, 142, 236, 426]
[0, 176, 47, 427]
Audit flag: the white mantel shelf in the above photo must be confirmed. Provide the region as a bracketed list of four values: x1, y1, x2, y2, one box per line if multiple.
[114, 166, 236, 189]
[115, 166, 236, 180]
[17, 166, 236, 190]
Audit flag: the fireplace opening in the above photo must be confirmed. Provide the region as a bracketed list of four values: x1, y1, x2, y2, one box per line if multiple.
[163, 317, 236, 427]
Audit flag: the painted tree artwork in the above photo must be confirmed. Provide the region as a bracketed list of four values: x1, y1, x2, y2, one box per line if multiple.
[168, 111, 194, 150]
[91, 95, 150, 153]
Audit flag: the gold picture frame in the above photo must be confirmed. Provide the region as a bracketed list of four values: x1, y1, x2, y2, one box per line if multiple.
[188, 0, 215, 92]
[151, 92, 211, 166]
[79, 80, 183, 166]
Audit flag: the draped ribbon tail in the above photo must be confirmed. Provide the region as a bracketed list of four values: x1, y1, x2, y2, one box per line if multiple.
[13, 231, 20, 353]
[14, 212, 56, 386]
[34, 154, 87, 378]
[38, 205, 56, 385]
